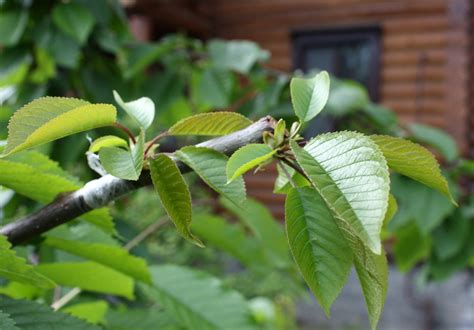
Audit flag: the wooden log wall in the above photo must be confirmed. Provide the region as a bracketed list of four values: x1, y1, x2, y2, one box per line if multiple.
[205, 0, 472, 218]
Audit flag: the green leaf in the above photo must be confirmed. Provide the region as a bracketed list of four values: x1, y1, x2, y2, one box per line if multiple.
[169, 112, 252, 136]
[100, 130, 144, 180]
[208, 39, 269, 74]
[0, 151, 115, 233]
[36, 262, 134, 299]
[142, 265, 258, 330]
[0, 295, 100, 330]
[291, 132, 390, 255]
[198, 67, 235, 108]
[393, 223, 431, 272]
[44, 237, 151, 283]
[226, 144, 276, 182]
[106, 308, 178, 330]
[176, 146, 246, 204]
[52, 3, 95, 44]
[273, 163, 310, 194]
[0, 309, 18, 330]
[384, 194, 398, 226]
[290, 71, 330, 122]
[325, 79, 370, 117]
[432, 211, 470, 260]
[221, 198, 289, 267]
[0, 49, 31, 87]
[0, 235, 55, 289]
[0, 10, 28, 47]
[113, 90, 155, 129]
[371, 135, 455, 204]
[409, 123, 459, 162]
[150, 154, 203, 247]
[3, 97, 116, 157]
[88, 135, 128, 153]
[63, 301, 108, 325]
[192, 213, 267, 270]
[285, 187, 352, 314]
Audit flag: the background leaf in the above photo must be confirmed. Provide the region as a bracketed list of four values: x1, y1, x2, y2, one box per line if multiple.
[176, 146, 246, 204]
[52, 3, 95, 44]
[409, 123, 459, 162]
[63, 301, 108, 325]
[169, 112, 251, 136]
[142, 265, 258, 330]
[150, 154, 202, 247]
[290, 71, 330, 122]
[0, 9, 28, 47]
[35, 262, 134, 299]
[0, 235, 55, 289]
[285, 187, 352, 314]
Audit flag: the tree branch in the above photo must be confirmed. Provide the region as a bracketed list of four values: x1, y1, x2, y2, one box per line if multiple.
[0, 116, 276, 245]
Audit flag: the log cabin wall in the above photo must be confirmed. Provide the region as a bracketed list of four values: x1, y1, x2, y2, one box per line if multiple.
[205, 0, 472, 218]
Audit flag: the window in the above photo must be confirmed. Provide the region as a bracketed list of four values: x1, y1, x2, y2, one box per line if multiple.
[292, 26, 381, 101]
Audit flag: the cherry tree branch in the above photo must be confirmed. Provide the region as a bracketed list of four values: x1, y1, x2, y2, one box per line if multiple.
[0, 117, 276, 245]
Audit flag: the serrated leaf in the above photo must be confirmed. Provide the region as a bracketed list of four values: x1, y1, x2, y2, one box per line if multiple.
[285, 187, 352, 314]
[0, 235, 55, 289]
[226, 144, 276, 182]
[142, 265, 258, 330]
[88, 135, 128, 153]
[0, 151, 115, 233]
[63, 301, 108, 325]
[291, 132, 390, 255]
[44, 237, 151, 283]
[371, 135, 455, 204]
[52, 3, 94, 44]
[290, 71, 330, 122]
[36, 262, 134, 299]
[150, 154, 202, 247]
[0, 295, 99, 330]
[176, 146, 246, 204]
[409, 123, 459, 162]
[100, 130, 144, 180]
[169, 112, 252, 136]
[273, 163, 310, 194]
[113, 90, 155, 129]
[106, 308, 178, 330]
[3, 97, 116, 157]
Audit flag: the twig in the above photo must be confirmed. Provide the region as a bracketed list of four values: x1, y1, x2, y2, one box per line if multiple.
[144, 131, 169, 157]
[51, 287, 81, 311]
[114, 122, 136, 144]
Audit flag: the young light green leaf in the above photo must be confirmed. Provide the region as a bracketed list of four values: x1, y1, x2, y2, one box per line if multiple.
[142, 265, 258, 330]
[0, 295, 100, 330]
[291, 132, 390, 255]
[3, 97, 116, 157]
[371, 135, 455, 204]
[63, 301, 108, 325]
[290, 71, 330, 122]
[176, 146, 246, 204]
[113, 90, 155, 129]
[273, 163, 310, 194]
[384, 194, 398, 226]
[0, 235, 55, 289]
[99, 130, 144, 181]
[169, 112, 252, 136]
[150, 154, 203, 247]
[285, 187, 352, 315]
[409, 123, 459, 162]
[36, 262, 134, 299]
[226, 144, 276, 183]
[88, 135, 128, 153]
[44, 237, 151, 283]
[52, 3, 94, 44]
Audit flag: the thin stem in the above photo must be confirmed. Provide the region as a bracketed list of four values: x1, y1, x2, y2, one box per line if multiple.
[281, 157, 311, 183]
[144, 131, 169, 157]
[279, 160, 297, 188]
[114, 122, 136, 144]
[51, 287, 81, 311]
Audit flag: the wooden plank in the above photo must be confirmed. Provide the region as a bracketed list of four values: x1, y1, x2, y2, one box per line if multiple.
[382, 66, 445, 81]
[381, 82, 445, 98]
[382, 49, 446, 66]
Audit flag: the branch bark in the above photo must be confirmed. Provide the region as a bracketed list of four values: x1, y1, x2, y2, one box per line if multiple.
[0, 116, 275, 245]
